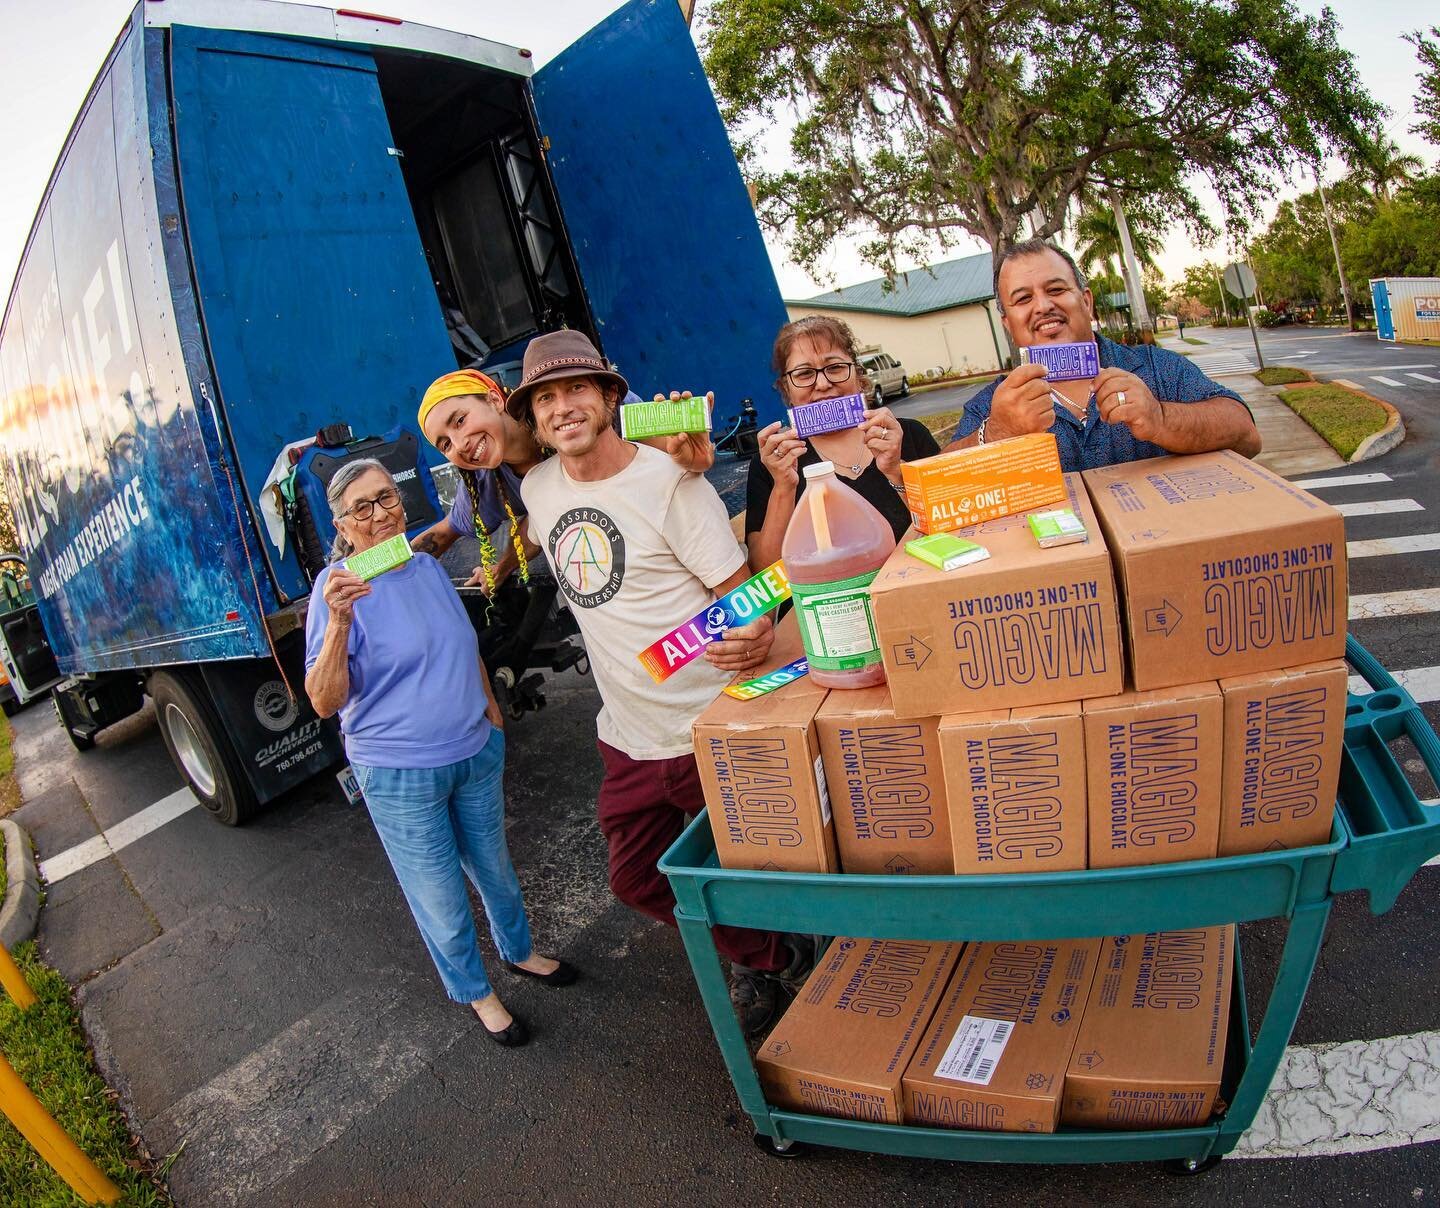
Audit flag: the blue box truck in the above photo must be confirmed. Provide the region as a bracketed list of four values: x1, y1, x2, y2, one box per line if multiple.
[0, 0, 789, 823]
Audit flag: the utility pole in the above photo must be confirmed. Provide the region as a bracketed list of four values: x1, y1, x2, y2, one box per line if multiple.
[1109, 190, 1154, 338]
[1215, 271, 1231, 324]
[1315, 167, 1357, 331]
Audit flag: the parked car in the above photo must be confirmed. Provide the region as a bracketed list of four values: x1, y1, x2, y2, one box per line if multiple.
[859, 349, 910, 405]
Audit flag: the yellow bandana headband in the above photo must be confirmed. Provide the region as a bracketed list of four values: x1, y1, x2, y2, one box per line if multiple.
[418, 369, 506, 438]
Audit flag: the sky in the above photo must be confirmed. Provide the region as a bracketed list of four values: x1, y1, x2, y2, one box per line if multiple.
[0, 0, 1435, 306]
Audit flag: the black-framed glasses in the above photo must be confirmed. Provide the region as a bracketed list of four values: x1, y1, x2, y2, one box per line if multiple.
[782, 360, 857, 389]
[340, 489, 402, 521]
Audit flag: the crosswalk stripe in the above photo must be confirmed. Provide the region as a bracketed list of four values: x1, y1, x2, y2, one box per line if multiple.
[1407, 372, 1440, 384]
[38, 787, 199, 884]
[1348, 532, 1440, 559]
[1348, 666, 1440, 702]
[1334, 499, 1423, 517]
[1332, 378, 1364, 389]
[1349, 588, 1440, 620]
[1370, 375, 1405, 387]
[1293, 472, 1392, 490]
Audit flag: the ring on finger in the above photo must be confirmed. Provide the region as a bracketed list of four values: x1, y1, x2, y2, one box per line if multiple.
[1117, 390, 1127, 404]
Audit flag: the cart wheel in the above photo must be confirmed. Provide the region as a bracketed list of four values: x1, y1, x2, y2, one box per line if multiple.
[1166, 1155, 1222, 1176]
[753, 1132, 806, 1159]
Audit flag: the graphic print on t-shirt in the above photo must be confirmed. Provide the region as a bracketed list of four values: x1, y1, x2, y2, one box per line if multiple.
[549, 506, 627, 608]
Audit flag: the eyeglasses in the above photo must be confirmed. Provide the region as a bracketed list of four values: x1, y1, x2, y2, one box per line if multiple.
[340, 488, 402, 521]
[782, 360, 857, 389]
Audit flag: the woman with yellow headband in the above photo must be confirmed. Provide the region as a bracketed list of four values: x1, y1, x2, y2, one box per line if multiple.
[413, 367, 713, 595]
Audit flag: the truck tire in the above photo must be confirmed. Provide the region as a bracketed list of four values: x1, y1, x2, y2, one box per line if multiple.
[52, 690, 95, 751]
[149, 671, 258, 826]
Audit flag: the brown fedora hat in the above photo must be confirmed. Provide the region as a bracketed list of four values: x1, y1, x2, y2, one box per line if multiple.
[505, 330, 629, 424]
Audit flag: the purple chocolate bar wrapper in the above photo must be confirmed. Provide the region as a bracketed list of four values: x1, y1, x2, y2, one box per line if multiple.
[1020, 341, 1100, 381]
[787, 391, 867, 438]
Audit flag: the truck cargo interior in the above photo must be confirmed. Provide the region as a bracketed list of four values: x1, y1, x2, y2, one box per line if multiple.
[371, 50, 591, 377]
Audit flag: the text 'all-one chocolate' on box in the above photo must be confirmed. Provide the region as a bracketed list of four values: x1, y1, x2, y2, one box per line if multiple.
[692, 614, 838, 873]
[815, 687, 952, 875]
[871, 474, 1124, 719]
[1083, 451, 1348, 691]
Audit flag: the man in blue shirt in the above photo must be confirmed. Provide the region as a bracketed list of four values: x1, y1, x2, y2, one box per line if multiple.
[946, 240, 1261, 469]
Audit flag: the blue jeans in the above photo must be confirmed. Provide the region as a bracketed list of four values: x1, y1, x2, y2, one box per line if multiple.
[353, 729, 534, 1003]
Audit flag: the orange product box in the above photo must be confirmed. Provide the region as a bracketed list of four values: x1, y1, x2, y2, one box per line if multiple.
[900, 433, 1066, 535]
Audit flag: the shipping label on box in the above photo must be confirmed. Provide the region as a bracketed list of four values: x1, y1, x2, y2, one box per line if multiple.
[1083, 683, 1222, 868]
[872, 475, 1124, 719]
[940, 702, 1087, 874]
[758, 938, 963, 1123]
[900, 432, 1066, 534]
[1219, 661, 1347, 855]
[1062, 926, 1234, 1129]
[693, 615, 838, 872]
[816, 688, 952, 874]
[903, 939, 1101, 1132]
[1083, 451, 1348, 690]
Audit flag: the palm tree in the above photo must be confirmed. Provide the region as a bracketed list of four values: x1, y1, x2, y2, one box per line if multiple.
[1357, 135, 1423, 202]
[1072, 202, 1163, 282]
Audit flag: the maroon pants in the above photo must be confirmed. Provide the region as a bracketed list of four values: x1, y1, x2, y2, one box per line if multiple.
[596, 740, 788, 971]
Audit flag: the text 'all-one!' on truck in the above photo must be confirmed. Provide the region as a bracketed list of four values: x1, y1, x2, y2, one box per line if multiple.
[0, 0, 789, 824]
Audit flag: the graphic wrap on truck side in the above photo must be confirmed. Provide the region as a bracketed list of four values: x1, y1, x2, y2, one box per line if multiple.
[0, 24, 267, 672]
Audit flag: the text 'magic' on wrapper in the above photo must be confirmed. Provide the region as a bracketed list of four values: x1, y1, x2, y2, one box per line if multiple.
[344, 532, 413, 581]
[619, 396, 711, 440]
[1019, 341, 1099, 381]
[637, 561, 792, 683]
[788, 391, 867, 439]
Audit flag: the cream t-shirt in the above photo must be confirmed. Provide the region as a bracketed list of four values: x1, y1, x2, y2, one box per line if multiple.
[521, 445, 746, 760]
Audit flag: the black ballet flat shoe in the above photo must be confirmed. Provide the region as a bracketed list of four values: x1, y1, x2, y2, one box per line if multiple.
[505, 958, 579, 987]
[478, 1012, 530, 1048]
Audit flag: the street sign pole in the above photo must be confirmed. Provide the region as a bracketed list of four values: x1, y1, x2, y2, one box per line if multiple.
[1223, 262, 1266, 371]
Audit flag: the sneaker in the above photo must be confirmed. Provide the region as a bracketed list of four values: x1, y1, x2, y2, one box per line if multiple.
[728, 964, 784, 1038]
[728, 934, 821, 1039]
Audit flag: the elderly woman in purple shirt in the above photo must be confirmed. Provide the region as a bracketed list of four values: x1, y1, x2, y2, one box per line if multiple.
[304, 459, 575, 1047]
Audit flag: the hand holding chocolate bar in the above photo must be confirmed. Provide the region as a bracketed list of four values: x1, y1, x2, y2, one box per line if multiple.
[757, 420, 808, 489]
[1093, 369, 1163, 442]
[988, 362, 1056, 440]
[858, 406, 904, 476]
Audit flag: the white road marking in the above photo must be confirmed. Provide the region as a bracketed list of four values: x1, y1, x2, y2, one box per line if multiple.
[1349, 532, 1440, 559]
[38, 787, 198, 884]
[1293, 472, 1392, 489]
[1334, 499, 1424, 517]
[1350, 588, 1440, 620]
[1324, 364, 1435, 373]
[1370, 375, 1405, 387]
[1278, 351, 1316, 359]
[1407, 372, 1440, 384]
[1347, 666, 1440, 702]
[1234, 1030, 1440, 1158]
[1333, 378, 1365, 389]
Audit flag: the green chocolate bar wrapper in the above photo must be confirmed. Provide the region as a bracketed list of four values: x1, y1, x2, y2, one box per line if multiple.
[344, 532, 414, 580]
[1027, 508, 1088, 548]
[619, 397, 711, 440]
[904, 532, 989, 572]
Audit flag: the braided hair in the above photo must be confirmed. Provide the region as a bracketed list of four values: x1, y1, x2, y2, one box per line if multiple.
[457, 467, 530, 595]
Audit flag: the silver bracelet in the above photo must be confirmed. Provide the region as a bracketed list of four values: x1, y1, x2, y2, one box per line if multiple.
[889, 477, 906, 493]
[976, 418, 987, 446]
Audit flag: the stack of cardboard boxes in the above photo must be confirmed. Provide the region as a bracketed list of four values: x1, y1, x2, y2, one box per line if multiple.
[691, 449, 1348, 1133]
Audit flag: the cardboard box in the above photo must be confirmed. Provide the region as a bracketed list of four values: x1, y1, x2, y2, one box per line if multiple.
[692, 615, 838, 872]
[757, 938, 963, 1123]
[901, 432, 1067, 534]
[1083, 451, 1348, 690]
[903, 939, 1101, 1132]
[940, 702, 1088, 874]
[1083, 683, 1223, 868]
[871, 474, 1125, 719]
[815, 688, 953, 874]
[1062, 926, 1234, 1129]
[1219, 660, 1347, 855]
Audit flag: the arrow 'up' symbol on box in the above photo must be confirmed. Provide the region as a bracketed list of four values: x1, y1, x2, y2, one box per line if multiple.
[893, 636, 931, 670]
[1144, 600, 1182, 636]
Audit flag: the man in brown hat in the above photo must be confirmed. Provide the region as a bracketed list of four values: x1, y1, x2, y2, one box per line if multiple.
[508, 329, 813, 1036]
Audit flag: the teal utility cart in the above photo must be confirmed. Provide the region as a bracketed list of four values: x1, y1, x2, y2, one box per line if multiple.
[658, 637, 1440, 1171]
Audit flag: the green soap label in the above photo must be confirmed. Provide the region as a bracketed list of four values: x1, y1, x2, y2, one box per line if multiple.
[344, 532, 413, 580]
[619, 397, 710, 440]
[791, 570, 882, 671]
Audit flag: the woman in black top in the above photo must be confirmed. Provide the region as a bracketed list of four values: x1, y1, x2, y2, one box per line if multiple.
[745, 316, 940, 571]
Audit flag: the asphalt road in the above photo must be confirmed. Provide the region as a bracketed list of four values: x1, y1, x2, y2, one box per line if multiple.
[11, 331, 1440, 1206]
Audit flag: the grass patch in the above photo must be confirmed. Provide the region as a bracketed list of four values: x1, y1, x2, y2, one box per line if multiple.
[919, 409, 964, 441]
[0, 714, 19, 819]
[0, 942, 172, 1207]
[1280, 384, 1389, 460]
[1182, 336, 1207, 345]
[1256, 366, 1312, 386]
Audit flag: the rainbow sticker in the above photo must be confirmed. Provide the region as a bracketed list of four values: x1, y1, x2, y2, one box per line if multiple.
[637, 561, 791, 683]
[723, 657, 809, 700]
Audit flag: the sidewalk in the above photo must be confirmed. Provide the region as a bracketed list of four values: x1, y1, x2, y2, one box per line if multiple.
[1216, 373, 1344, 478]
